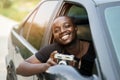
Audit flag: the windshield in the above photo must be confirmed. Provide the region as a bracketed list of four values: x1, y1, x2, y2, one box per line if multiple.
[104, 6, 120, 64]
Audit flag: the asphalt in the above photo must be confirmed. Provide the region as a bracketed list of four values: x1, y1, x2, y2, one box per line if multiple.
[0, 15, 18, 80]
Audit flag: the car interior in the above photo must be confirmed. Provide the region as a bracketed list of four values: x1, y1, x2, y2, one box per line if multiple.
[70, 15, 92, 41]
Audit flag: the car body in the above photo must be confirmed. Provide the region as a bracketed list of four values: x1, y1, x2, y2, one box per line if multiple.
[6, 0, 120, 80]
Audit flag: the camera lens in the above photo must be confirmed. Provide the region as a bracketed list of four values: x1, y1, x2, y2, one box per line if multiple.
[58, 60, 67, 65]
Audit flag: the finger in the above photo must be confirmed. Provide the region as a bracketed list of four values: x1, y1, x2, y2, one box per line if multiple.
[47, 58, 57, 66]
[50, 50, 58, 58]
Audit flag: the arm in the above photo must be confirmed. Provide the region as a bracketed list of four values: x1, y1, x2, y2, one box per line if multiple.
[16, 55, 50, 76]
[16, 51, 58, 76]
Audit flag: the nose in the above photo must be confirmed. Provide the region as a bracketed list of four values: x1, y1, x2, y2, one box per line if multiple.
[61, 27, 65, 33]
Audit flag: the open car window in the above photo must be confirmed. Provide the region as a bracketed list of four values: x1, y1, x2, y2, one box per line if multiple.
[49, 3, 99, 79]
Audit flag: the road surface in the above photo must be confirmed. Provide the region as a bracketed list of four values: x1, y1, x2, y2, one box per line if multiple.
[0, 15, 18, 80]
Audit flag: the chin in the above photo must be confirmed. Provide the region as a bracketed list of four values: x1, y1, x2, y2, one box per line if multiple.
[61, 40, 72, 45]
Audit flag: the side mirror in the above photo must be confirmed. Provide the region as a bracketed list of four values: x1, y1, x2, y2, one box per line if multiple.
[13, 24, 19, 30]
[46, 65, 81, 80]
[37, 65, 98, 80]
[12, 24, 21, 33]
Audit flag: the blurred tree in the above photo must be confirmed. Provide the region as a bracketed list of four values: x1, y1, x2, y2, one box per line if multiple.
[0, 0, 13, 8]
[0, 0, 40, 21]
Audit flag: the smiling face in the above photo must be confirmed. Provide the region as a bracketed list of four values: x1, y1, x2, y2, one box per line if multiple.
[52, 16, 77, 45]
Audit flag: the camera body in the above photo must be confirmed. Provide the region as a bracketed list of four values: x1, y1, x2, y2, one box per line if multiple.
[54, 53, 74, 65]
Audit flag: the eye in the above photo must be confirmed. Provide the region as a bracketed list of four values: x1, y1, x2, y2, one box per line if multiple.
[64, 24, 71, 28]
[54, 27, 60, 33]
[63, 23, 72, 28]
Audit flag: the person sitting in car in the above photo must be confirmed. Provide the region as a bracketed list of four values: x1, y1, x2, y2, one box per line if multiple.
[16, 16, 96, 79]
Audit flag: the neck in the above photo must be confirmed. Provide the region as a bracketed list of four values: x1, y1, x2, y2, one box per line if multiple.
[66, 39, 78, 48]
[64, 39, 80, 55]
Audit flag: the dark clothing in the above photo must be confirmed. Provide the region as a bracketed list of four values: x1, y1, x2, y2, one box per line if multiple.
[35, 43, 63, 63]
[35, 41, 96, 76]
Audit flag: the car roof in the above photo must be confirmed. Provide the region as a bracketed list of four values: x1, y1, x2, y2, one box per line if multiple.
[41, 0, 120, 4]
[92, 0, 120, 5]
[40, 0, 120, 8]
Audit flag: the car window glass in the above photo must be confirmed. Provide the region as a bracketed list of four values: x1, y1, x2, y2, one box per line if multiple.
[22, 10, 37, 39]
[105, 6, 120, 64]
[27, 1, 58, 50]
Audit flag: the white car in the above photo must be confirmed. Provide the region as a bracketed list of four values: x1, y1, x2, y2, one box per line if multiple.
[6, 0, 120, 80]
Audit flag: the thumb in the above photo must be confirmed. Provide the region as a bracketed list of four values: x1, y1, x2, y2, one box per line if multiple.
[50, 50, 58, 59]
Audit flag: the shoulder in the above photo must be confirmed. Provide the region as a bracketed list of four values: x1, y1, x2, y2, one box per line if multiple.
[35, 43, 62, 62]
[79, 39, 92, 43]
[42, 42, 62, 50]
[37, 42, 63, 55]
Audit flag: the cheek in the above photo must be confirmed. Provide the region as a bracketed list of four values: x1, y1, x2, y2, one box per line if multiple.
[71, 29, 77, 38]
[69, 27, 75, 32]
[53, 34, 59, 39]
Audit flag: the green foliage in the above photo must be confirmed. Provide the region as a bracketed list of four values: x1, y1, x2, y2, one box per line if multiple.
[0, 0, 13, 8]
[0, 0, 40, 22]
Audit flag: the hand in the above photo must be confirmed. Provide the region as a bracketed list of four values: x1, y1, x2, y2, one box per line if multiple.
[46, 51, 58, 66]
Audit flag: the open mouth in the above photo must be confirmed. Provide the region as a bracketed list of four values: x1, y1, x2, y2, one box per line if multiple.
[61, 33, 70, 41]
[62, 35, 69, 40]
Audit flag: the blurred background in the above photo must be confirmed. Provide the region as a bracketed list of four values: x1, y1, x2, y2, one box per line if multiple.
[0, 0, 39, 22]
[0, 0, 39, 80]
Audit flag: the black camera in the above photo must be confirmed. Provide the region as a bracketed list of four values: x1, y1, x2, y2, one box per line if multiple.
[54, 53, 74, 65]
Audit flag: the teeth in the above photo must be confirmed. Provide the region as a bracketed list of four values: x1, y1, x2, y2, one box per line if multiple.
[61, 35, 69, 40]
